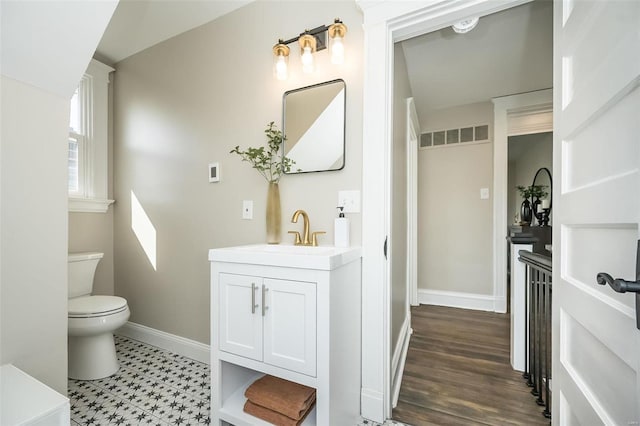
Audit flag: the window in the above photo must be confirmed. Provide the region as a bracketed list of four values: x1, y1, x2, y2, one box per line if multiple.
[68, 77, 88, 196]
[68, 60, 114, 213]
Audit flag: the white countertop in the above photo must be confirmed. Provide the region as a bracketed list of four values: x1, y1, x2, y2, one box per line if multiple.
[208, 244, 362, 270]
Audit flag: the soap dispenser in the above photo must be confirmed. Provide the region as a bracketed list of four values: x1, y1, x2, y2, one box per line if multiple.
[334, 206, 350, 248]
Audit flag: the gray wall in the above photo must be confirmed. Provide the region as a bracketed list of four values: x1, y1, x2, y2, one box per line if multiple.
[113, 1, 364, 344]
[68, 211, 115, 295]
[390, 43, 411, 352]
[508, 132, 553, 225]
[418, 102, 494, 295]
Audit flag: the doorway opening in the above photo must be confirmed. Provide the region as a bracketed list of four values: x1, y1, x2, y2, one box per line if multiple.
[387, 1, 553, 423]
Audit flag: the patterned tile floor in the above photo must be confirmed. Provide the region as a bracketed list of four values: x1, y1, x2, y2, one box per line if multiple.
[69, 335, 409, 426]
[69, 335, 210, 425]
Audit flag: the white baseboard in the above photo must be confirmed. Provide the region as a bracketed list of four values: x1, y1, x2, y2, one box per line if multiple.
[494, 296, 507, 313]
[391, 315, 412, 408]
[418, 289, 495, 311]
[118, 322, 210, 364]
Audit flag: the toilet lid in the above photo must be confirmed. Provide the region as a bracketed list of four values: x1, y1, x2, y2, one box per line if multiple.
[69, 296, 128, 318]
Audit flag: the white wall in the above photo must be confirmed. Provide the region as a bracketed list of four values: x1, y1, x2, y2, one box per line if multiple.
[1, 76, 69, 393]
[0, 1, 117, 394]
[418, 102, 494, 296]
[113, 1, 364, 344]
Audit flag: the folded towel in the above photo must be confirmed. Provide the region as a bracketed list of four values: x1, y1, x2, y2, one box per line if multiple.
[243, 399, 314, 426]
[245, 375, 316, 420]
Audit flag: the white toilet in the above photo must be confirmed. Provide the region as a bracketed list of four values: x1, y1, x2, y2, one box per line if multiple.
[68, 252, 130, 380]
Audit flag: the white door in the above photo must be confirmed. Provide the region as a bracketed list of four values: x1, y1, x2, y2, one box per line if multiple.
[553, 1, 640, 424]
[263, 278, 317, 376]
[219, 273, 263, 361]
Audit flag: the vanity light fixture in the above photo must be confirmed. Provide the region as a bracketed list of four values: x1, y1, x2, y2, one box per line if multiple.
[452, 17, 480, 34]
[272, 18, 347, 79]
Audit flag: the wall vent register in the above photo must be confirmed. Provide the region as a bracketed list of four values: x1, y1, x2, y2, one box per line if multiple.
[420, 124, 489, 149]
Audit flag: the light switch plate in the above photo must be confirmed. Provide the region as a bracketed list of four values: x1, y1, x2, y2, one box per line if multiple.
[480, 188, 490, 199]
[242, 200, 253, 220]
[338, 190, 361, 213]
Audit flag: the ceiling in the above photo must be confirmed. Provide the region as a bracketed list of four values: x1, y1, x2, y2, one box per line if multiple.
[95, 0, 552, 123]
[401, 1, 553, 117]
[95, 0, 252, 65]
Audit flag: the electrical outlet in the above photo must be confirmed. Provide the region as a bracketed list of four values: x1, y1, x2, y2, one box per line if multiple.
[480, 188, 490, 199]
[338, 190, 361, 213]
[242, 200, 253, 220]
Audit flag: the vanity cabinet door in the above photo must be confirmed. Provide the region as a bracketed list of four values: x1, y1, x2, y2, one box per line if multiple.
[263, 278, 317, 376]
[219, 273, 263, 362]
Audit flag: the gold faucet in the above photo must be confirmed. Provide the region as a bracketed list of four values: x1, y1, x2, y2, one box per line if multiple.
[289, 210, 325, 246]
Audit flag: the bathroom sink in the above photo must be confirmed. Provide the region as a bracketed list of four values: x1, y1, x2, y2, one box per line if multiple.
[208, 244, 361, 270]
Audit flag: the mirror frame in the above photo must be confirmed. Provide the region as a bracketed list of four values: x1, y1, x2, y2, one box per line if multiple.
[531, 167, 552, 210]
[282, 79, 346, 174]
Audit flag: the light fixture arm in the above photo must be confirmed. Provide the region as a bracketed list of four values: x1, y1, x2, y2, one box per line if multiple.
[277, 19, 345, 52]
[272, 19, 346, 79]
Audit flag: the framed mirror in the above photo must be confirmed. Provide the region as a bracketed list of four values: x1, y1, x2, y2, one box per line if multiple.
[283, 79, 346, 174]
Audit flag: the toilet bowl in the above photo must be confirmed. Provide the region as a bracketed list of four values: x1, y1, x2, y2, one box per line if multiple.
[68, 252, 130, 380]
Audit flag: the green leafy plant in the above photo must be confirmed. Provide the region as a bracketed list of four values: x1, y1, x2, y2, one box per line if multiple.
[516, 184, 548, 200]
[230, 122, 296, 183]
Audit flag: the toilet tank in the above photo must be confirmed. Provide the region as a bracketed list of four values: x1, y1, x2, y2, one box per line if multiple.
[68, 252, 103, 298]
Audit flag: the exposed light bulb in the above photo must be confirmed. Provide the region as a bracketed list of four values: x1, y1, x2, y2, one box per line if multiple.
[275, 54, 288, 80]
[330, 35, 344, 64]
[301, 46, 314, 73]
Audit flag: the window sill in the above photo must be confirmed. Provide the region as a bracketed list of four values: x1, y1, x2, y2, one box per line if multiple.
[69, 197, 115, 213]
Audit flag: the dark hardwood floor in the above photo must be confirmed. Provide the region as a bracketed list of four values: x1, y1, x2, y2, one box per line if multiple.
[392, 305, 550, 426]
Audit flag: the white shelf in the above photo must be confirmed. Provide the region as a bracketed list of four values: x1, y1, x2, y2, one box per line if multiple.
[219, 374, 316, 426]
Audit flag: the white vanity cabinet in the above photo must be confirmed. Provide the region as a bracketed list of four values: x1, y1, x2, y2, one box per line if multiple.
[219, 273, 316, 377]
[209, 245, 362, 426]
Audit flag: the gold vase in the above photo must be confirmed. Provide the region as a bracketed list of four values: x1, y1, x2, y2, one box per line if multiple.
[266, 182, 281, 244]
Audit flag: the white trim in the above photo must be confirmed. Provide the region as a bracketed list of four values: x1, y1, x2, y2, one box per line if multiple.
[118, 321, 210, 364]
[69, 197, 114, 213]
[407, 98, 419, 306]
[68, 59, 114, 212]
[492, 89, 553, 314]
[508, 107, 553, 136]
[360, 388, 385, 423]
[359, 0, 531, 421]
[391, 317, 412, 408]
[418, 289, 495, 311]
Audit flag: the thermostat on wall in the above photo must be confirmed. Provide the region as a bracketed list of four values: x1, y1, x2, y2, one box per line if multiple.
[209, 162, 220, 183]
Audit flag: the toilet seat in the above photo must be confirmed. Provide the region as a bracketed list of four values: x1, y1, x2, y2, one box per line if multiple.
[69, 295, 128, 318]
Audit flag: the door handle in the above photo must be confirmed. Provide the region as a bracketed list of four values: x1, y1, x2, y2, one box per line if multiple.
[596, 273, 640, 293]
[596, 239, 640, 330]
[383, 236, 388, 260]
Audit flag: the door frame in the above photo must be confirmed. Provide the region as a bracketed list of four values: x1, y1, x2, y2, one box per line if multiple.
[358, 0, 532, 422]
[407, 97, 419, 307]
[492, 89, 553, 314]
